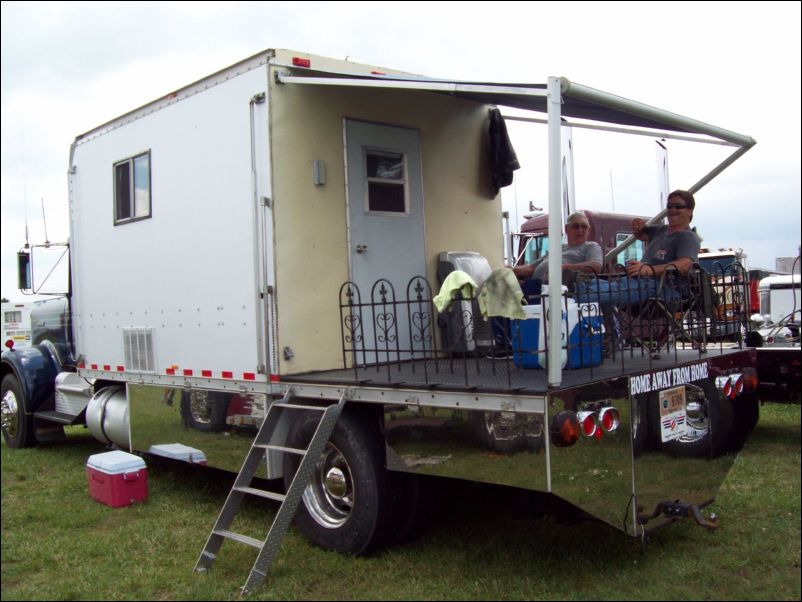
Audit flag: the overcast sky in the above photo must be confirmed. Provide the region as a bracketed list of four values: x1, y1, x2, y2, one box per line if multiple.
[2, 1, 800, 302]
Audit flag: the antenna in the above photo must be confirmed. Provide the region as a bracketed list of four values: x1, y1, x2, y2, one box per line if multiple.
[41, 197, 50, 247]
[24, 200, 30, 249]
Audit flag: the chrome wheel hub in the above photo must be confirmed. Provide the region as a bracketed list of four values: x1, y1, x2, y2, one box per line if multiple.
[1, 389, 20, 437]
[302, 443, 354, 529]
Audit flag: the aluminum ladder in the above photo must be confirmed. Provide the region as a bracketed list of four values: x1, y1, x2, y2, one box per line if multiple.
[194, 388, 346, 594]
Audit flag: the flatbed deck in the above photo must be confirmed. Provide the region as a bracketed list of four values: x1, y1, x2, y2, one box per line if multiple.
[282, 346, 744, 395]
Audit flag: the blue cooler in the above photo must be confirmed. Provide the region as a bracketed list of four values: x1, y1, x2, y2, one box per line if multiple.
[566, 303, 603, 368]
[512, 300, 603, 369]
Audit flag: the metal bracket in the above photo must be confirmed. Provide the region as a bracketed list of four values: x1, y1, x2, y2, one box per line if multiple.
[638, 499, 719, 531]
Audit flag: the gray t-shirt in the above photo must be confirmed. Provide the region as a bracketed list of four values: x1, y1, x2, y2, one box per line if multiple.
[531, 241, 603, 282]
[643, 225, 699, 265]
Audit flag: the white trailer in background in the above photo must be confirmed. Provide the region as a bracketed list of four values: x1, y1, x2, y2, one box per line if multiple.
[2, 48, 761, 592]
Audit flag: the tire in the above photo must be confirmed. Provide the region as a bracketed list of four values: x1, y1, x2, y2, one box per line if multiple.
[180, 390, 228, 432]
[662, 380, 733, 458]
[1, 373, 36, 448]
[283, 408, 396, 555]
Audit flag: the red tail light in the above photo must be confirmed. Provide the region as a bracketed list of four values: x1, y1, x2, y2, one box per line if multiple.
[578, 411, 598, 438]
[550, 411, 580, 447]
[599, 407, 621, 432]
[742, 367, 759, 391]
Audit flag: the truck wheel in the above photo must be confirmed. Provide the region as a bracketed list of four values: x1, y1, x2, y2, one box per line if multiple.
[662, 381, 733, 458]
[283, 409, 395, 555]
[180, 390, 228, 432]
[1, 373, 36, 448]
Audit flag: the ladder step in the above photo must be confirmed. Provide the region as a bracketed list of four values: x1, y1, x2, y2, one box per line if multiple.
[272, 402, 327, 412]
[256, 443, 307, 456]
[214, 530, 264, 549]
[234, 486, 286, 502]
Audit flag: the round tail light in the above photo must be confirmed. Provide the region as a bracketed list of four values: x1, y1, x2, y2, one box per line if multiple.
[578, 411, 598, 438]
[599, 407, 620, 432]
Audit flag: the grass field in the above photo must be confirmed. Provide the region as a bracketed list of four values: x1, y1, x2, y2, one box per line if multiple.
[2, 403, 800, 601]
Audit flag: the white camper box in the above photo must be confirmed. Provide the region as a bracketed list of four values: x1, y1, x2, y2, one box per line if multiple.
[69, 50, 502, 385]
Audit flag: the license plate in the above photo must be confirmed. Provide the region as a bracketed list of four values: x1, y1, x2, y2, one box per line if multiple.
[659, 385, 688, 442]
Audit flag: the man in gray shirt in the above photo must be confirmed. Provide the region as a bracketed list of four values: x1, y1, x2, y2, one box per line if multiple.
[512, 211, 602, 302]
[576, 189, 700, 308]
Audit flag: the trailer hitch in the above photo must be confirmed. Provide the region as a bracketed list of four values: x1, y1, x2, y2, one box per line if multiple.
[638, 499, 719, 531]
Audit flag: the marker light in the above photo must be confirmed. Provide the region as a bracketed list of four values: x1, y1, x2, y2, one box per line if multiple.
[742, 367, 759, 391]
[550, 411, 580, 447]
[4, 339, 14, 350]
[292, 57, 311, 68]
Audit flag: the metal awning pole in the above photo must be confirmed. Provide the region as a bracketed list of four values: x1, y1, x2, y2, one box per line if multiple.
[603, 143, 756, 264]
[547, 77, 563, 388]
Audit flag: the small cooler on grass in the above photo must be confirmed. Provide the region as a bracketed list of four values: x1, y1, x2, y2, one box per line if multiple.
[86, 450, 148, 508]
[147, 443, 208, 465]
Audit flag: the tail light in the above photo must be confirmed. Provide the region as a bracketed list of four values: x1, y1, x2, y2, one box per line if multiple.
[578, 411, 598, 438]
[716, 375, 733, 398]
[599, 407, 621, 432]
[742, 367, 759, 391]
[729, 374, 744, 396]
[550, 411, 580, 447]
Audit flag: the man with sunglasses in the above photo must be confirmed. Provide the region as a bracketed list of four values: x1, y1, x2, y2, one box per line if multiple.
[512, 211, 602, 302]
[576, 189, 700, 308]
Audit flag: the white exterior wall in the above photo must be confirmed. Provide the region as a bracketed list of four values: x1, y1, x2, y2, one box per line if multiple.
[70, 65, 272, 383]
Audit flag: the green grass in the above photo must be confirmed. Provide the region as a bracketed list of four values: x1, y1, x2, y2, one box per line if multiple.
[2, 403, 800, 600]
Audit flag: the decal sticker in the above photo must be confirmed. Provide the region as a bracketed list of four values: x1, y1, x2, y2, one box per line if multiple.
[659, 385, 688, 442]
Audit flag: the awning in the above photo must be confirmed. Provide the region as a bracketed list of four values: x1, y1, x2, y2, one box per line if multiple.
[274, 69, 755, 147]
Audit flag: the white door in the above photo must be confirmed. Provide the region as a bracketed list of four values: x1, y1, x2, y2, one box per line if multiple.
[344, 120, 426, 363]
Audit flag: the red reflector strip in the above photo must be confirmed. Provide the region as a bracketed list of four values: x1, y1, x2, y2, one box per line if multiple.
[117, 366, 125, 372]
[183, 369, 193, 376]
[166, 367, 175, 375]
[222, 371, 233, 379]
[371, 70, 386, 75]
[244, 373, 255, 381]
[202, 370, 212, 378]
[292, 57, 311, 67]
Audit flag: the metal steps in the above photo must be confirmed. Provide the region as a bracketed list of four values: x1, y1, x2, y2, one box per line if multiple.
[194, 388, 346, 594]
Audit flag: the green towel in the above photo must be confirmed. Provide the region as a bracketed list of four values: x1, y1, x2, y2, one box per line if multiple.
[434, 271, 478, 313]
[478, 268, 526, 320]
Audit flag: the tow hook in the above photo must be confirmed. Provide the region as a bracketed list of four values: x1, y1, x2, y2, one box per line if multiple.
[638, 499, 719, 531]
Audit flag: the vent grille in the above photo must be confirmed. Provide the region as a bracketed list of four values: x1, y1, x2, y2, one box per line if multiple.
[123, 328, 156, 372]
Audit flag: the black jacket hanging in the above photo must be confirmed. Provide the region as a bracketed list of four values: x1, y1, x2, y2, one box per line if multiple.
[489, 108, 520, 195]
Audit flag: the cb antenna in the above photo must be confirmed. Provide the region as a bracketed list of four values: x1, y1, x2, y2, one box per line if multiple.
[24, 199, 30, 249]
[41, 197, 50, 247]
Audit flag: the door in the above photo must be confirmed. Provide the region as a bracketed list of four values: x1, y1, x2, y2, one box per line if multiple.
[344, 120, 426, 363]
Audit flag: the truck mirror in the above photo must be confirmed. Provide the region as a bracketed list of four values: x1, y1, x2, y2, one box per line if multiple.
[17, 251, 31, 290]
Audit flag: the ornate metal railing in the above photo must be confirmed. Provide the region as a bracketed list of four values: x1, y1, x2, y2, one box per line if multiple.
[337, 264, 751, 387]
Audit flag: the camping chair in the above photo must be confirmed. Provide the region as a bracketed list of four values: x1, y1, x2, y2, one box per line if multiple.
[619, 265, 718, 355]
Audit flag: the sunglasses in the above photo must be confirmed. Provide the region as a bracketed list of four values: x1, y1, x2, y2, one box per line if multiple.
[569, 223, 590, 230]
[666, 203, 689, 210]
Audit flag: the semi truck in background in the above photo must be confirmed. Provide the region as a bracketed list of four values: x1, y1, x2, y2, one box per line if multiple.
[1, 49, 761, 592]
